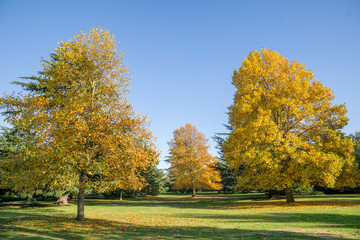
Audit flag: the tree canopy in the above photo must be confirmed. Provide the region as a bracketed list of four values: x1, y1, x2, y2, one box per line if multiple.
[168, 123, 222, 197]
[0, 27, 159, 219]
[223, 48, 359, 202]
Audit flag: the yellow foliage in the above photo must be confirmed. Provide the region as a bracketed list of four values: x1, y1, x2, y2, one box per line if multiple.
[0, 27, 159, 193]
[223, 48, 359, 192]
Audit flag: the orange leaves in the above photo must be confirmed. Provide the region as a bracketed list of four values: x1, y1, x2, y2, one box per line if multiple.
[168, 123, 222, 193]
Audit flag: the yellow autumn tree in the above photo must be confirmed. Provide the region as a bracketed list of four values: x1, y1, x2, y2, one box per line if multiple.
[168, 123, 222, 197]
[223, 48, 359, 203]
[0, 27, 159, 219]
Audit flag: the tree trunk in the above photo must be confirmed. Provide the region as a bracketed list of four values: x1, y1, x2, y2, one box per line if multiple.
[192, 187, 196, 197]
[119, 191, 123, 201]
[267, 190, 281, 200]
[77, 170, 86, 220]
[285, 187, 295, 203]
[56, 192, 69, 205]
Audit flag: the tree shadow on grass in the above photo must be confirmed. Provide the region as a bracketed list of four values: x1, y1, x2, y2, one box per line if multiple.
[0, 201, 75, 209]
[1, 196, 359, 239]
[0, 211, 355, 240]
[173, 212, 360, 229]
[3, 198, 359, 212]
[301, 194, 360, 199]
[82, 197, 360, 211]
[225, 199, 360, 209]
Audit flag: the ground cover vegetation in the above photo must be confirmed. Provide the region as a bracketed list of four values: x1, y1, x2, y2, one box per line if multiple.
[0, 193, 359, 239]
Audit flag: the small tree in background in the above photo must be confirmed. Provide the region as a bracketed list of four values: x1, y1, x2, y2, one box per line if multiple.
[223, 48, 359, 203]
[142, 166, 168, 196]
[350, 132, 360, 167]
[0, 27, 159, 219]
[213, 125, 238, 193]
[168, 123, 222, 197]
[0, 127, 21, 161]
[0, 127, 21, 197]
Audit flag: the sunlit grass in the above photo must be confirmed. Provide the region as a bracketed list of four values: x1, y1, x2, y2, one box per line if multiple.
[1, 193, 359, 239]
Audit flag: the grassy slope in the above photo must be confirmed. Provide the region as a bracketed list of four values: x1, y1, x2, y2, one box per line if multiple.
[0, 193, 359, 239]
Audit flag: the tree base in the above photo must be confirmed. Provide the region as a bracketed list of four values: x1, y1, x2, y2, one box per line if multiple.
[285, 187, 295, 203]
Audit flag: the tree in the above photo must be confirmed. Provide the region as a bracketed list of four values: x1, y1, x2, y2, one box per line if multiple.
[142, 166, 168, 196]
[223, 48, 359, 203]
[350, 132, 360, 167]
[0, 127, 21, 160]
[0, 127, 22, 193]
[0, 27, 158, 219]
[213, 125, 238, 193]
[214, 161, 237, 193]
[168, 123, 222, 197]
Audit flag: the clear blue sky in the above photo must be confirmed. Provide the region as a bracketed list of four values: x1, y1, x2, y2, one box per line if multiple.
[1, 0, 359, 169]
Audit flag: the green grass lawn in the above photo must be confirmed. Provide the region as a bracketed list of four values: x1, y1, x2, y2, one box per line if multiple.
[0, 193, 359, 239]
